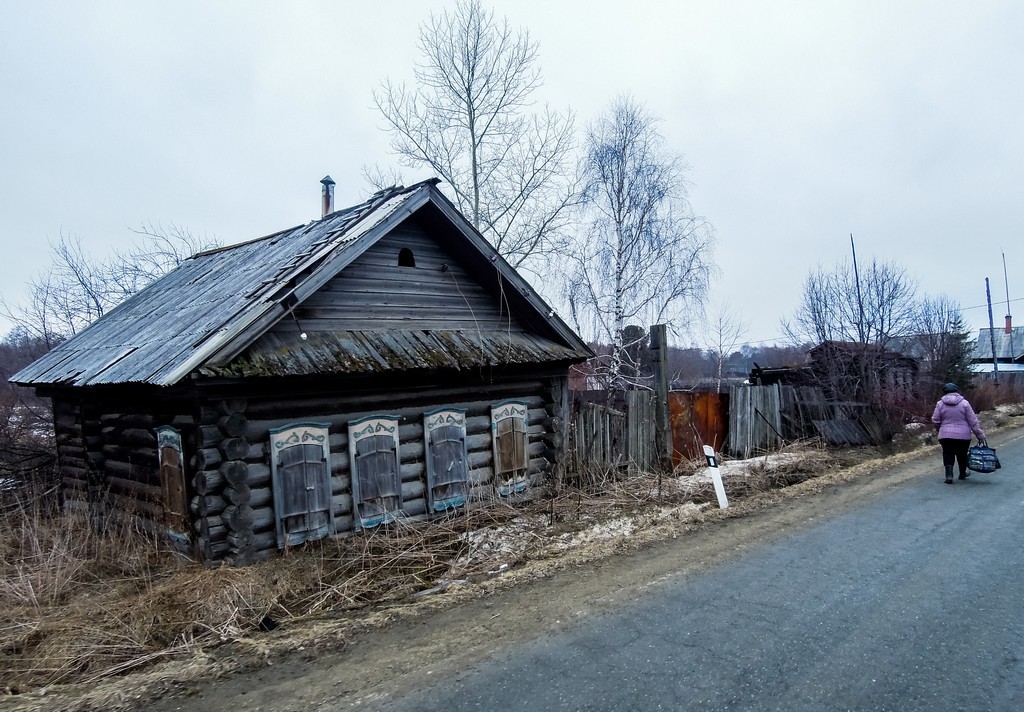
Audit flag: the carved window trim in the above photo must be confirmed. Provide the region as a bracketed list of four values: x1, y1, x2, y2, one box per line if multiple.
[270, 422, 333, 548]
[491, 401, 530, 496]
[424, 408, 469, 512]
[155, 425, 189, 543]
[348, 415, 403, 530]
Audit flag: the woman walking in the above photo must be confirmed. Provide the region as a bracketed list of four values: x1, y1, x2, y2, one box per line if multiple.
[931, 383, 986, 484]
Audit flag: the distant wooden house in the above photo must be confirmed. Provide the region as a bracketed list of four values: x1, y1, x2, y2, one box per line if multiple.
[12, 178, 591, 565]
[806, 340, 918, 401]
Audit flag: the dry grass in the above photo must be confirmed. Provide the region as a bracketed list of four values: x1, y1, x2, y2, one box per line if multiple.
[0, 502, 533, 694]
[1, 414, 1016, 700]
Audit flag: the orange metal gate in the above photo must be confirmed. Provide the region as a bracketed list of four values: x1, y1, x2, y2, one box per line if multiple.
[669, 392, 727, 465]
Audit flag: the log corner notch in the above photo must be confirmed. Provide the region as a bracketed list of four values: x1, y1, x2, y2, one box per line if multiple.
[195, 399, 252, 565]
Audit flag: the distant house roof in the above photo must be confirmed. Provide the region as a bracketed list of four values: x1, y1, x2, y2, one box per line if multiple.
[971, 327, 1024, 363]
[12, 180, 590, 388]
[808, 340, 918, 366]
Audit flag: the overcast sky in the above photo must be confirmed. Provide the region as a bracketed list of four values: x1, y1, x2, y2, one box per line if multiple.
[2, 0, 1021, 346]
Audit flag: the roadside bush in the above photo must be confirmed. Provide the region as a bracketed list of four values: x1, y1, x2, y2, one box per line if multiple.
[968, 378, 1023, 413]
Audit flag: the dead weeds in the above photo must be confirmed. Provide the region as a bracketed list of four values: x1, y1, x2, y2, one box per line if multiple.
[3, 407, 1022, 709]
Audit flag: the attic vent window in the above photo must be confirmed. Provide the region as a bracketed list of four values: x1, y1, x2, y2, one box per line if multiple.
[398, 248, 416, 267]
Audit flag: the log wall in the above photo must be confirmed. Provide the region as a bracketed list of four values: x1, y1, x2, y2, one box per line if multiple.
[193, 373, 567, 563]
[52, 370, 570, 566]
[53, 393, 197, 552]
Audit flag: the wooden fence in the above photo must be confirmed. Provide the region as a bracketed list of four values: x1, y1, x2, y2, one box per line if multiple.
[626, 391, 658, 472]
[728, 384, 891, 457]
[572, 402, 626, 471]
[974, 371, 1024, 391]
[570, 391, 659, 474]
[572, 377, 905, 470]
[570, 390, 728, 473]
[728, 385, 784, 459]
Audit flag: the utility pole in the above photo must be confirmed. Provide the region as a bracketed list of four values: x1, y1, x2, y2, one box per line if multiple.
[986, 277, 999, 381]
[649, 324, 672, 470]
[851, 234, 866, 343]
[1003, 251, 1014, 361]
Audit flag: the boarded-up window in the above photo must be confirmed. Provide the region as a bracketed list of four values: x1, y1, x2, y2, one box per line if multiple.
[491, 401, 530, 496]
[424, 408, 468, 512]
[348, 416, 402, 529]
[270, 423, 333, 548]
[155, 426, 189, 543]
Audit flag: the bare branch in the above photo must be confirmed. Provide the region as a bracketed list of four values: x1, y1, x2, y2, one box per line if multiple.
[565, 97, 716, 393]
[373, 0, 579, 277]
[3, 225, 218, 344]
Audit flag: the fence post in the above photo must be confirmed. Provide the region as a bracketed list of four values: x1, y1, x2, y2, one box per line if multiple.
[650, 324, 672, 469]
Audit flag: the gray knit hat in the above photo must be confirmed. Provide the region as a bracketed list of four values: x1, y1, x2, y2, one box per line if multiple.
[943, 383, 959, 393]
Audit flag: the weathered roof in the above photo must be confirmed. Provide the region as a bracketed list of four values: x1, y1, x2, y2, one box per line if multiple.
[202, 329, 583, 379]
[808, 340, 918, 365]
[12, 180, 589, 388]
[971, 327, 1024, 362]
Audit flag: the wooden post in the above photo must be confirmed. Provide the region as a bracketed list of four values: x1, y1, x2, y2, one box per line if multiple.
[649, 324, 672, 470]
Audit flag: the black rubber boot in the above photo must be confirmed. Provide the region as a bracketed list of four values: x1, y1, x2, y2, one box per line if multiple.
[959, 468, 970, 480]
[944, 465, 954, 484]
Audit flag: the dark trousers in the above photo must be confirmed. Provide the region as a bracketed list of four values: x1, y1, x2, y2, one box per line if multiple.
[939, 438, 971, 474]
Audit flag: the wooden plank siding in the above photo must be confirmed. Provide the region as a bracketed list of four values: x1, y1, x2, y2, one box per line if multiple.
[278, 223, 527, 334]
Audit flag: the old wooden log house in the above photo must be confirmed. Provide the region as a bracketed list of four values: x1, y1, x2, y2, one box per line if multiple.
[12, 177, 591, 565]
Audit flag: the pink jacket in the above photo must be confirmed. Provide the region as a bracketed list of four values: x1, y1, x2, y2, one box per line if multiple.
[931, 393, 985, 441]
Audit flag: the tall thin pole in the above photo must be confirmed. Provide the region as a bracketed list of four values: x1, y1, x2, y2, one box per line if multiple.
[986, 277, 999, 380]
[851, 234, 866, 343]
[1003, 251, 1014, 359]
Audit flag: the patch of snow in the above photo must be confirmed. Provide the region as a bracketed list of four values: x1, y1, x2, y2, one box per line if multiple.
[685, 451, 805, 483]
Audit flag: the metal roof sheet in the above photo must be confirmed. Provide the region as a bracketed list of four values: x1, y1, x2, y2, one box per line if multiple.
[972, 327, 1024, 362]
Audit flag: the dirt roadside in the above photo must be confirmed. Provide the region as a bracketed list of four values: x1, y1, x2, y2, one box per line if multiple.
[11, 421, 1024, 712]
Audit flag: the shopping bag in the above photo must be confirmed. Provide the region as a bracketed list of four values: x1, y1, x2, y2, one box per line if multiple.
[967, 445, 1001, 473]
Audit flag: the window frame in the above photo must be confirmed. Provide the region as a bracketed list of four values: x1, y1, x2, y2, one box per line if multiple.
[348, 415, 403, 530]
[155, 425, 189, 545]
[490, 400, 530, 496]
[269, 422, 334, 548]
[424, 407, 469, 513]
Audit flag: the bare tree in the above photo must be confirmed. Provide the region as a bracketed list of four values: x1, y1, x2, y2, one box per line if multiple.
[0, 328, 58, 506]
[566, 97, 715, 393]
[703, 303, 748, 394]
[784, 256, 919, 403]
[914, 295, 974, 394]
[373, 0, 578, 273]
[2, 224, 216, 346]
[787, 257, 918, 348]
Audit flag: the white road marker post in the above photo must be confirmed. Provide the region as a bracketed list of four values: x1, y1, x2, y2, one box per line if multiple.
[703, 444, 729, 510]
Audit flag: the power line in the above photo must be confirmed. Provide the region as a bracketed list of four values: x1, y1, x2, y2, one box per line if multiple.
[962, 296, 1024, 312]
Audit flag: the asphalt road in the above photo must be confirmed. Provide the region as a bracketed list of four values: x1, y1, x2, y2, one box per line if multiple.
[380, 433, 1024, 712]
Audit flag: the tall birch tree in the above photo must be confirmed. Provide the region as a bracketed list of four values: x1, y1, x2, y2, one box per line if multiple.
[566, 97, 715, 392]
[373, 0, 577, 274]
